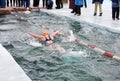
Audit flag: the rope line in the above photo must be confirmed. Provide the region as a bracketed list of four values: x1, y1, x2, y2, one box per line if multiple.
[74, 39, 120, 62]
[9, 9, 69, 37]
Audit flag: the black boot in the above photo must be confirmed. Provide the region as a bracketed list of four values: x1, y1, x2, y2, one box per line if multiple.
[94, 13, 96, 16]
[71, 10, 74, 13]
[99, 13, 102, 16]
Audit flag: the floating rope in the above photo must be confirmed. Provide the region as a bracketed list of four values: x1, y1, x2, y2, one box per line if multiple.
[26, 19, 69, 37]
[74, 39, 120, 62]
[9, 9, 68, 36]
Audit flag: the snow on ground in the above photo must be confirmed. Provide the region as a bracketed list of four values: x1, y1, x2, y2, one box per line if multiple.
[0, 44, 32, 81]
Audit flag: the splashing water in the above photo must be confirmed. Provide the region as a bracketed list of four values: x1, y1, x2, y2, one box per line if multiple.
[62, 30, 75, 42]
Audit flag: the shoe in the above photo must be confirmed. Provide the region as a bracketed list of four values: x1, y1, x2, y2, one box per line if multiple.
[55, 7, 60, 9]
[94, 13, 96, 16]
[116, 18, 119, 20]
[61, 6, 63, 8]
[71, 10, 74, 13]
[99, 13, 102, 16]
[77, 14, 80, 16]
[112, 18, 115, 20]
[74, 13, 77, 15]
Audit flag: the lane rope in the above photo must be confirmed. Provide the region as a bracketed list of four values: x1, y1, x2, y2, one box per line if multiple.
[74, 39, 120, 62]
[9, 9, 69, 37]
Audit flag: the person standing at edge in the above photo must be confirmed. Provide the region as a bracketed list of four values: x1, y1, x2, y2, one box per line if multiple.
[0, 0, 6, 8]
[24, 0, 30, 8]
[55, 0, 63, 9]
[92, 0, 104, 16]
[6, 0, 8, 7]
[42, 0, 47, 8]
[33, 0, 40, 10]
[74, 0, 87, 16]
[0, 0, 1, 8]
[69, 0, 75, 13]
[111, 0, 120, 20]
[46, 0, 53, 9]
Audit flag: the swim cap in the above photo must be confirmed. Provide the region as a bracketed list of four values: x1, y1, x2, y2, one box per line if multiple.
[43, 32, 48, 36]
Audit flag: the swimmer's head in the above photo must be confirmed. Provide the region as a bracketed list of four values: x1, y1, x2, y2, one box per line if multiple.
[43, 32, 48, 36]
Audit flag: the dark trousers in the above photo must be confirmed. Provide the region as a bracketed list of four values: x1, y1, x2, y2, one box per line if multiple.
[16, 0, 23, 7]
[43, 0, 47, 8]
[21, 0, 24, 7]
[7, 0, 17, 7]
[112, 7, 119, 19]
[16, 0, 20, 7]
[55, 0, 63, 8]
[13, 0, 16, 6]
[46, 0, 53, 9]
[7, 0, 12, 7]
[75, 5, 81, 14]
[0, 0, 6, 8]
[33, 0, 40, 7]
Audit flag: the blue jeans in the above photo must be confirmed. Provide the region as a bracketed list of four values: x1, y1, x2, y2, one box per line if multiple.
[24, 0, 30, 8]
[0, 0, 6, 8]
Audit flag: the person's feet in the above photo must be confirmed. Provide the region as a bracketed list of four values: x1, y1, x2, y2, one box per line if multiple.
[93, 13, 96, 16]
[112, 18, 115, 20]
[74, 13, 80, 16]
[99, 13, 102, 16]
[93, 13, 102, 16]
[112, 18, 119, 20]
[77, 14, 80, 16]
[116, 18, 119, 20]
[74, 13, 76, 15]
[55, 7, 60, 9]
[71, 10, 74, 13]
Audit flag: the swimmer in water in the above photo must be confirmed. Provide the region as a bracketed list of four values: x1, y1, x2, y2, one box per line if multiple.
[28, 31, 66, 52]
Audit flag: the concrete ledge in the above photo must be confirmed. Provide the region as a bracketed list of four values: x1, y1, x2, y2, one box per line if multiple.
[0, 44, 32, 81]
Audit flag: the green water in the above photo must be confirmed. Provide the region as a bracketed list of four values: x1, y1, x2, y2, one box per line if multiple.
[0, 12, 120, 81]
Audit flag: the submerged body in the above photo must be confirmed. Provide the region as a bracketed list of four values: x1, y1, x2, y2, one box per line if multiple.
[47, 43, 65, 52]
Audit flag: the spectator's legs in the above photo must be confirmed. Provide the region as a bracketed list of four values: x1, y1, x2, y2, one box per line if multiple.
[98, 3, 102, 16]
[76, 5, 81, 16]
[7, 0, 9, 7]
[25, 0, 30, 8]
[46, 0, 47, 8]
[16, 0, 21, 7]
[20, 0, 24, 7]
[112, 7, 116, 20]
[13, 0, 16, 6]
[74, 5, 77, 15]
[94, 2, 98, 16]
[60, 0, 63, 8]
[42, 0, 46, 8]
[56, 0, 60, 9]
[116, 7, 119, 20]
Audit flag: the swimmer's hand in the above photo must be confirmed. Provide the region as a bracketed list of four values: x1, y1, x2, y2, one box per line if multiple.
[53, 30, 60, 34]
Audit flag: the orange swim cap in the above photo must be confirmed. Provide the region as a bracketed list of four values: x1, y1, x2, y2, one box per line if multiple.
[43, 32, 48, 36]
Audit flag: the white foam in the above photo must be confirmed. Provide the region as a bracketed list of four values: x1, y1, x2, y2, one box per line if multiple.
[29, 41, 42, 47]
[62, 30, 75, 42]
[68, 30, 75, 42]
[63, 50, 89, 58]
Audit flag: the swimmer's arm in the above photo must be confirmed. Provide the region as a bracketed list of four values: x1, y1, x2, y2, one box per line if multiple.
[51, 30, 60, 37]
[28, 32, 44, 40]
